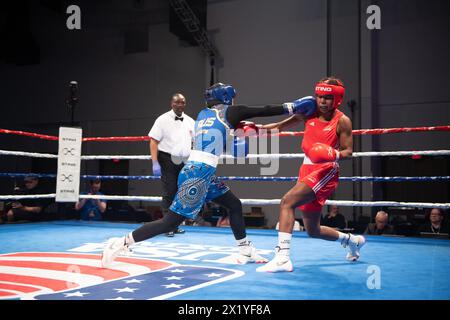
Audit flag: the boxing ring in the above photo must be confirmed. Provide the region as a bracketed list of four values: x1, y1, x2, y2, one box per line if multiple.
[1, 126, 450, 300]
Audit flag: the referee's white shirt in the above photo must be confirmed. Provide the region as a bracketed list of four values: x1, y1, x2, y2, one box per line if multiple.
[148, 109, 195, 158]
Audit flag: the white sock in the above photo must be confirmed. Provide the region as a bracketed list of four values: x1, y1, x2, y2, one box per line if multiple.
[337, 232, 356, 245]
[337, 232, 347, 242]
[276, 232, 292, 257]
[125, 233, 135, 246]
[236, 237, 250, 247]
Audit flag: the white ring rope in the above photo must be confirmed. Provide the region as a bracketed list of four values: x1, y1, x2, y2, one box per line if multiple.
[1, 194, 449, 209]
[0, 150, 58, 158]
[0, 194, 57, 200]
[2, 149, 450, 160]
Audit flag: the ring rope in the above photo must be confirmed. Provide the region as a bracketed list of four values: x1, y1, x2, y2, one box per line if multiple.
[274, 125, 450, 137]
[2, 149, 450, 160]
[0, 150, 58, 158]
[3, 127, 449, 210]
[1, 173, 449, 182]
[1, 193, 449, 209]
[1, 125, 449, 141]
[0, 129, 59, 141]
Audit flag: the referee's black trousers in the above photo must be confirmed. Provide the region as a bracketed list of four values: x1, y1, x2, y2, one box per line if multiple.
[157, 151, 185, 211]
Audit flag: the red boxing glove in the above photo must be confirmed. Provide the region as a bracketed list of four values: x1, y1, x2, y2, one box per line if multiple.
[235, 121, 260, 137]
[308, 143, 340, 163]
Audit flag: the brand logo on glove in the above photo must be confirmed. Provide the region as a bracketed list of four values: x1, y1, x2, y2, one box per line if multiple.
[327, 147, 334, 157]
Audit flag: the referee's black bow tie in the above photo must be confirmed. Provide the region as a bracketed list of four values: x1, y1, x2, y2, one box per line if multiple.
[175, 116, 183, 121]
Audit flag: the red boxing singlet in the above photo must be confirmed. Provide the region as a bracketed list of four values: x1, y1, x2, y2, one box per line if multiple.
[302, 109, 343, 157]
[298, 110, 344, 212]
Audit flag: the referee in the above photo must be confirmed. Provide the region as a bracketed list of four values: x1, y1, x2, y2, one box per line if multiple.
[148, 93, 195, 237]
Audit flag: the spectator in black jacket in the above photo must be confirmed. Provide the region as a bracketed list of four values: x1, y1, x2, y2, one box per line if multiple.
[364, 210, 395, 235]
[3, 176, 51, 223]
[322, 205, 347, 230]
[418, 208, 449, 237]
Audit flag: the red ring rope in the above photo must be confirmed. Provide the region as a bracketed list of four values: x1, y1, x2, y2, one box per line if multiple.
[276, 125, 450, 137]
[0, 129, 59, 141]
[1, 125, 449, 142]
[82, 136, 150, 142]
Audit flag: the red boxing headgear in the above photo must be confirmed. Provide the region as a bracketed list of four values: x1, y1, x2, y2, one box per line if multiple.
[315, 81, 345, 109]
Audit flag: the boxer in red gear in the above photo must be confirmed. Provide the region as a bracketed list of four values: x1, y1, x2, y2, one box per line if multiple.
[257, 77, 366, 273]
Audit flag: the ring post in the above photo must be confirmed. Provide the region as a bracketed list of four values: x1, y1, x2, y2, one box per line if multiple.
[55, 127, 82, 202]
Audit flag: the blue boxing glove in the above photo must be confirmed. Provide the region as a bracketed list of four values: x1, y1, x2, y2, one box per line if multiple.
[283, 96, 317, 116]
[232, 136, 249, 158]
[152, 161, 161, 176]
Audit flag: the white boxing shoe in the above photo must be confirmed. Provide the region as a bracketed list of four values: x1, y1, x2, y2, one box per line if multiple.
[343, 234, 366, 262]
[237, 242, 269, 264]
[101, 237, 131, 268]
[256, 254, 293, 273]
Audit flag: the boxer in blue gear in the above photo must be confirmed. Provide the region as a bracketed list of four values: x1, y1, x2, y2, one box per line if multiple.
[101, 82, 316, 268]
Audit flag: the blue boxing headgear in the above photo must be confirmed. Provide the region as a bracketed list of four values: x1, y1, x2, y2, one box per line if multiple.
[205, 83, 236, 105]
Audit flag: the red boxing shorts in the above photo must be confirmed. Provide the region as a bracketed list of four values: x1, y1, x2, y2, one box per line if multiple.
[298, 162, 339, 212]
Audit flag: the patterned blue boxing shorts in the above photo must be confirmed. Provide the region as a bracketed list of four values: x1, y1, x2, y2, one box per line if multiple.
[169, 161, 230, 219]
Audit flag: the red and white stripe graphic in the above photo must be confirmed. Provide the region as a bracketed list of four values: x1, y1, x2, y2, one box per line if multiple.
[0, 252, 174, 300]
[312, 166, 338, 194]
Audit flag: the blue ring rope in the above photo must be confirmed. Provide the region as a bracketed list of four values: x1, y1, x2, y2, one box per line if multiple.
[1, 173, 449, 182]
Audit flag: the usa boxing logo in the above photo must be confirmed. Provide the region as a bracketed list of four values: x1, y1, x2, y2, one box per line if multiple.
[0, 252, 243, 300]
